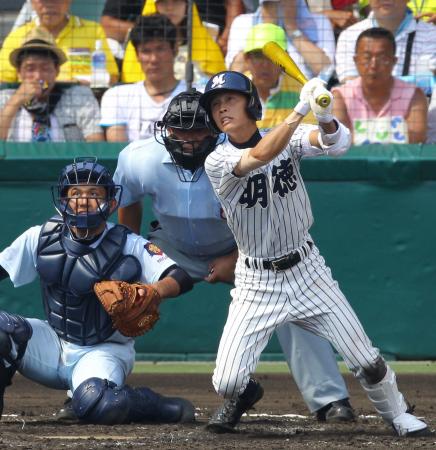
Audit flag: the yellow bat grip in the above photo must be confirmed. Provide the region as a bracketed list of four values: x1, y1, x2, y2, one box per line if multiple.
[316, 93, 331, 108]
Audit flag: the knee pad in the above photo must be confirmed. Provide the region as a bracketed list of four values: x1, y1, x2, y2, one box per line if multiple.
[0, 311, 32, 361]
[72, 377, 130, 425]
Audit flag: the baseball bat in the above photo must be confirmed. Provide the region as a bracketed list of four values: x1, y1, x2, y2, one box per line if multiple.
[262, 41, 331, 108]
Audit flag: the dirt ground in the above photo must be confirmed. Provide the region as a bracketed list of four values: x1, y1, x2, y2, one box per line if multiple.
[0, 372, 435, 449]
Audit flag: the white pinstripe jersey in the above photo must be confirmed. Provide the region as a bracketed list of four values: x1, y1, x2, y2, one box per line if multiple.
[205, 125, 327, 259]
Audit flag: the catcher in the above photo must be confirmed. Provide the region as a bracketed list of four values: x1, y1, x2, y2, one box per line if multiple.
[0, 157, 195, 424]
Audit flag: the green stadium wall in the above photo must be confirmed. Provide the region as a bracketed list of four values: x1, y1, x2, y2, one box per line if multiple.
[0, 142, 435, 361]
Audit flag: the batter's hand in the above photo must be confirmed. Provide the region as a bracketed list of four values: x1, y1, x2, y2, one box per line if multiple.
[205, 250, 238, 284]
[295, 77, 325, 116]
[309, 86, 334, 123]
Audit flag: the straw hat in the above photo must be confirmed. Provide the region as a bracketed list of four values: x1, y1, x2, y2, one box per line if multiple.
[9, 27, 67, 68]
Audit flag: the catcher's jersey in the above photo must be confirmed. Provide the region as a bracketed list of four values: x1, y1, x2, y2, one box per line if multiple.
[205, 125, 327, 259]
[114, 138, 235, 257]
[0, 222, 175, 288]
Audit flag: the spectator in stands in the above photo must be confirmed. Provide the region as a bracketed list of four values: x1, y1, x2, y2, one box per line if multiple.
[335, 0, 436, 84]
[101, 0, 237, 57]
[306, 0, 360, 39]
[332, 28, 428, 144]
[428, 85, 436, 143]
[226, 0, 336, 81]
[243, 23, 316, 128]
[100, 15, 189, 142]
[121, 0, 225, 84]
[428, 56, 436, 140]
[0, 28, 104, 142]
[358, 0, 436, 23]
[0, 0, 118, 85]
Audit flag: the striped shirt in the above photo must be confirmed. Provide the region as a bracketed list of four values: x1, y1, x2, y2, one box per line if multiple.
[205, 125, 325, 259]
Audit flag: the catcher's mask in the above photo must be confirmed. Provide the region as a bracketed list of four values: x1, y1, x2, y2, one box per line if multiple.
[52, 157, 122, 237]
[154, 89, 220, 182]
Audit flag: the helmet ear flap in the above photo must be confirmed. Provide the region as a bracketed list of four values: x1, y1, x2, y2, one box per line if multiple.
[245, 81, 262, 121]
[205, 112, 221, 135]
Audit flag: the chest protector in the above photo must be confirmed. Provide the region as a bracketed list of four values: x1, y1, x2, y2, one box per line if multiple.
[36, 216, 142, 345]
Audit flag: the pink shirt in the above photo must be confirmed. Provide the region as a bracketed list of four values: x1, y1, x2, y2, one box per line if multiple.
[333, 77, 416, 122]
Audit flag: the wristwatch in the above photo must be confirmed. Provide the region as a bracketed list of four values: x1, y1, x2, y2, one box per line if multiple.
[288, 28, 304, 40]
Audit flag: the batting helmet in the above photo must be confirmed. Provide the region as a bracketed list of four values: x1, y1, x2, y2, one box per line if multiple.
[52, 157, 122, 231]
[199, 71, 262, 134]
[154, 89, 219, 180]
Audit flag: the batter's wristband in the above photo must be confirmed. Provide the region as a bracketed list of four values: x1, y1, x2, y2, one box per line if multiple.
[319, 119, 340, 145]
[161, 265, 194, 294]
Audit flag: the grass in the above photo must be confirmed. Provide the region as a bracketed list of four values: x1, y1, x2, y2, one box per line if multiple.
[133, 361, 436, 375]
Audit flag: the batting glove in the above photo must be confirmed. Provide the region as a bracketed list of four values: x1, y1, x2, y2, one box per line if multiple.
[300, 77, 326, 103]
[294, 77, 326, 117]
[310, 86, 334, 123]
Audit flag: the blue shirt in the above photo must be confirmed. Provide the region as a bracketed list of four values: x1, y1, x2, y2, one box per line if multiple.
[113, 138, 236, 257]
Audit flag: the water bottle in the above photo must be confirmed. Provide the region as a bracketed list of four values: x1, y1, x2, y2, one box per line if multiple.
[91, 40, 109, 88]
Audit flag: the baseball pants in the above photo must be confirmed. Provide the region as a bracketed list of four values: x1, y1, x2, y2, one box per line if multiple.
[150, 229, 350, 411]
[17, 318, 135, 392]
[212, 244, 380, 399]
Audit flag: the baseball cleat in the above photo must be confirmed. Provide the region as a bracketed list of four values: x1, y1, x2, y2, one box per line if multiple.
[392, 412, 431, 437]
[316, 398, 356, 422]
[206, 378, 264, 433]
[54, 398, 77, 422]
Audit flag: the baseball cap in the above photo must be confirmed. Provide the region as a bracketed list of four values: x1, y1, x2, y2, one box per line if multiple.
[9, 27, 67, 68]
[244, 23, 287, 54]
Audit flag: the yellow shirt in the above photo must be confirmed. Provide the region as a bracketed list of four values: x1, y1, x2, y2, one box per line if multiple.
[121, 0, 225, 83]
[0, 16, 119, 83]
[407, 0, 436, 16]
[359, 0, 436, 18]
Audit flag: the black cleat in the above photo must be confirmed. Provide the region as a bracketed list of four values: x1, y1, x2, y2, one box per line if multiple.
[316, 398, 356, 422]
[206, 379, 264, 433]
[404, 426, 434, 437]
[54, 398, 77, 422]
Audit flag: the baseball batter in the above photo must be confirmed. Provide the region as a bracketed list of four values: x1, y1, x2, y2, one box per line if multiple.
[113, 89, 355, 420]
[0, 158, 195, 424]
[199, 71, 430, 437]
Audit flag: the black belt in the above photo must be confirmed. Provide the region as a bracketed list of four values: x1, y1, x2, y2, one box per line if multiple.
[245, 242, 313, 272]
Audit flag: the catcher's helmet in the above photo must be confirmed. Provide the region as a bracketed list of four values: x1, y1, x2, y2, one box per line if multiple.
[52, 157, 122, 231]
[154, 89, 219, 181]
[199, 71, 262, 134]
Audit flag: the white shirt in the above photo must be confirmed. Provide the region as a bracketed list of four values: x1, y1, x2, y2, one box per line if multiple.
[114, 138, 235, 257]
[335, 12, 436, 83]
[0, 222, 175, 287]
[225, 11, 336, 79]
[100, 80, 187, 142]
[205, 125, 348, 259]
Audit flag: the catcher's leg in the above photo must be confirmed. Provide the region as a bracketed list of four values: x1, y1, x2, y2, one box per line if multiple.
[72, 377, 195, 425]
[275, 322, 354, 420]
[0, 311, 33, 418]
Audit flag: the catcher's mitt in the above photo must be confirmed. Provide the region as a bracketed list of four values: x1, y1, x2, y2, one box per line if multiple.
[93, 281, 161, 337]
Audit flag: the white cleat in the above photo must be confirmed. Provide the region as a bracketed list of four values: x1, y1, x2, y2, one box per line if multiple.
[392, 413, 432, 437]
